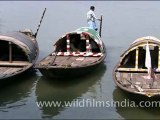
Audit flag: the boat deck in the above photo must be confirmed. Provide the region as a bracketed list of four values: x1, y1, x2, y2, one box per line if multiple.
[0, 61, 31, 78]
[38, 55, 101, 67]
[115, 72, 160, 94]
[0, 67, 24, 78]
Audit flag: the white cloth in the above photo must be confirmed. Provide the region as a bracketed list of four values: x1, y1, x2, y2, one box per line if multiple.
[145, 43, 151, 68]
[145, 43, 152, 78]
[87, 10, 97, 30]
[87, 10, 96, 22]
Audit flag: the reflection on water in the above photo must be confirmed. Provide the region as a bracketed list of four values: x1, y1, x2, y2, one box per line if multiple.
[113, 88, 160, 119]
[1, 1, 160, 119]
[35, 63, 106, 118]
[0, 70, 40, 119]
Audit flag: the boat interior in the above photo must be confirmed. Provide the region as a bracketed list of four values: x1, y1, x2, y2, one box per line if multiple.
[115, 44, 160, 96]
[119, 45, 158, 69]
[0, 41, 28, 61]
[55, 33, 101, 53]
[0, 40, 31, 78]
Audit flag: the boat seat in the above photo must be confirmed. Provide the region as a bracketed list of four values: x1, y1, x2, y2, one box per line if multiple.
[0, 61, 31, 67]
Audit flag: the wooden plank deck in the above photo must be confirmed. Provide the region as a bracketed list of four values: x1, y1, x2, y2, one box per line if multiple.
[71, 57, 99, 67]
[59, 57, 77, 67]
[38, 55, 101, 67]
[55, 56, 100, 67]
[0, 67, 23, 78]
[81, 57, 99, 65]
[115, 72, 160, 90]
[38, 56, 53, 66]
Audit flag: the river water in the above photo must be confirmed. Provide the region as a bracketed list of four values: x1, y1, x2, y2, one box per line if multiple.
[0, 1, 160, 119]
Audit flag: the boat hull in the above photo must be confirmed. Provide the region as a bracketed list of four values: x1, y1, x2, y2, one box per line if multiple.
[38, 59, 105, 78]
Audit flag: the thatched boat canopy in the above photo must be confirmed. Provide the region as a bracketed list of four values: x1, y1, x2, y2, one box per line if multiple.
[0, 29, 39, 79]
[0, 30, 38, 62]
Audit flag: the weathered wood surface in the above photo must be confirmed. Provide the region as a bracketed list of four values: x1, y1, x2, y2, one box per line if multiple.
[115, 72, 160, 93]
[38, 55, 101, 67]
[0, 67, 23, 78]
[38, 56, 53, 66]
[0, 61, 31, 66]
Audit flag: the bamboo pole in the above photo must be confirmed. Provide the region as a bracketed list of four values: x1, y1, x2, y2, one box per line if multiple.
[9, 41, 12, 63]
[99, 15, 103, 37]
[34, 8, 46, 38]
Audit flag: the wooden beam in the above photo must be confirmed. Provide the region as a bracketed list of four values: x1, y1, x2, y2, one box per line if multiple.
[117, 68, 148, 72]
[0, 61, 31, 66]
[135, 48, 139, 69]
[9, 41, 12, 63]
[158, 46, 160, 69]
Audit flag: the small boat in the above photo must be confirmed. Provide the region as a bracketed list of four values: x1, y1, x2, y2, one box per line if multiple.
[0, 8, 46, 80]
[35, 27, 106, 78]
[113, 36, 160, 97]
[0, 29, 39, 80]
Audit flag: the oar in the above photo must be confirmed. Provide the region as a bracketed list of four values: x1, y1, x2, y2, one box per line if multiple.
[99, 15, 103, 37]
[34, 8, 47, 38]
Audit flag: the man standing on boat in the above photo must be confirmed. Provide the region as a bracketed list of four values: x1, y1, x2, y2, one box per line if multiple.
[87, 6, 101, 31]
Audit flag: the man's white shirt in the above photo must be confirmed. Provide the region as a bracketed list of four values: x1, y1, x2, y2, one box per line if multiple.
[87, 10, 96, 22]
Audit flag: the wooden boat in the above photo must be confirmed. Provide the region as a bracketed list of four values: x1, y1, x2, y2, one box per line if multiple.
[113, 36, 160, 97]
[35, 27, 106, 78]
[0, 8, 47, 80]
[0, 29, 39, 80]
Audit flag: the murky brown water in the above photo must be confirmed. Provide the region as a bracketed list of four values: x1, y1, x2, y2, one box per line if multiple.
[0, 1, 160, 119]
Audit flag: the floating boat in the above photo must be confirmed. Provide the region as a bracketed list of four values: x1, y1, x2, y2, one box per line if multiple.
[0, 8, 46, 80]
[0, 29, 39, 80]
[35, 27, 106, 78]
[113, 36, 160, 97]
